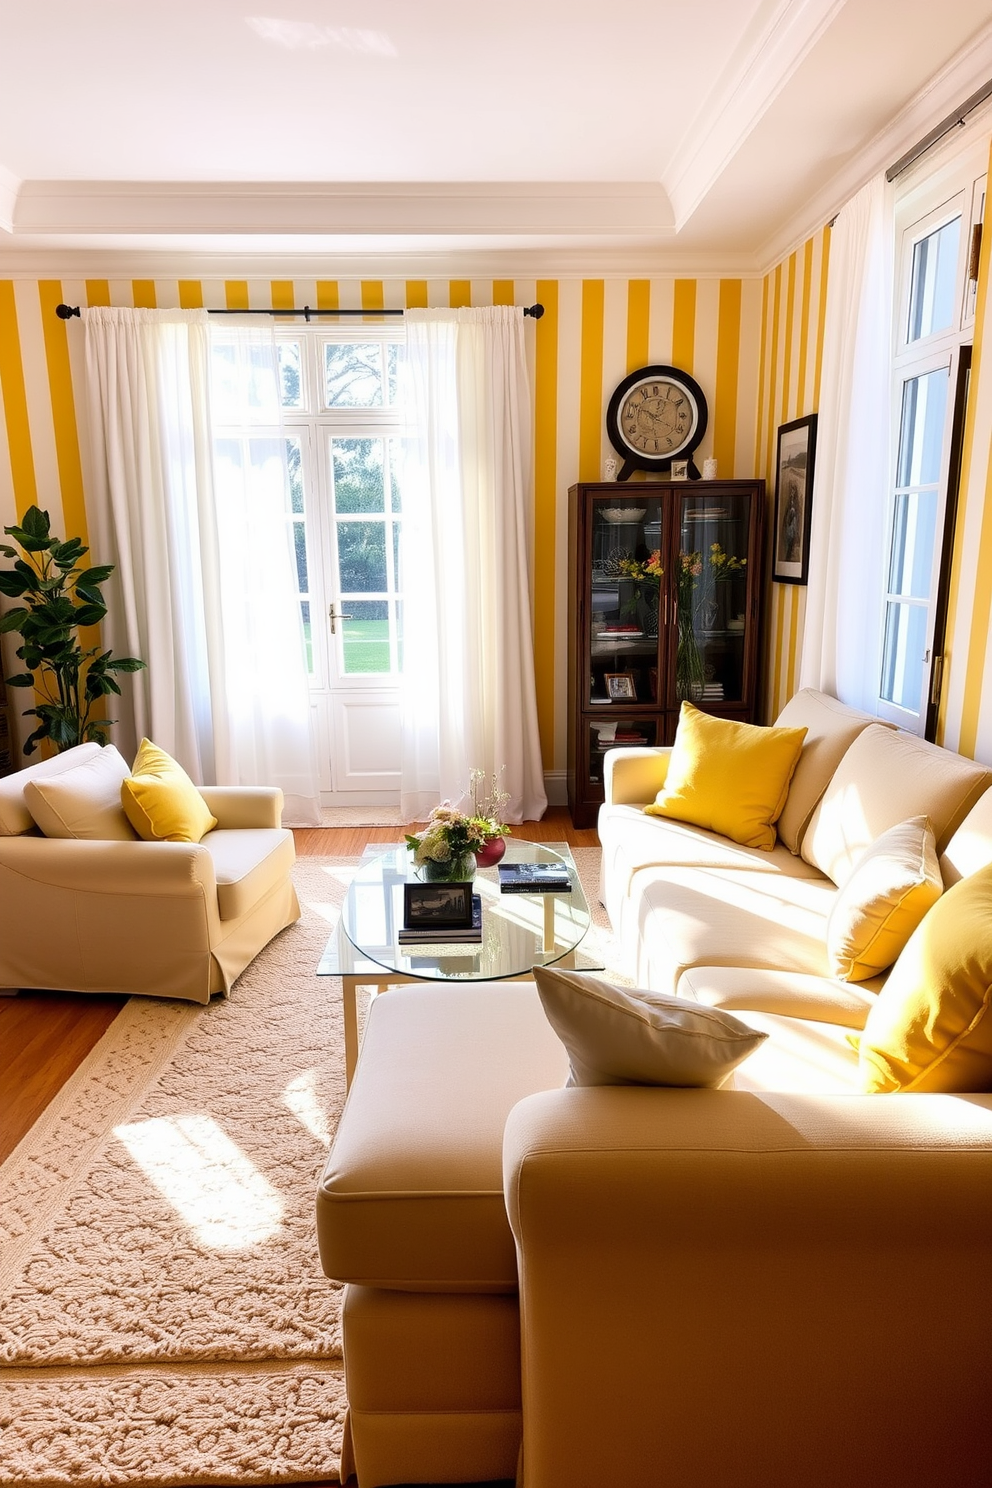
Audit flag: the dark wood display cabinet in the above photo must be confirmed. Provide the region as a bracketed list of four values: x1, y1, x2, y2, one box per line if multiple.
[566, 479, 765, 827]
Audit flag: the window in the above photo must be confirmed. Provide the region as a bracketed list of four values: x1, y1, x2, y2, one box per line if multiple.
[880, 135, 987, 734]
[275, 328, 408, 686]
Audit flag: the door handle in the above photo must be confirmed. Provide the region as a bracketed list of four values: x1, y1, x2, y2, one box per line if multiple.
[328, 603, 353, 635]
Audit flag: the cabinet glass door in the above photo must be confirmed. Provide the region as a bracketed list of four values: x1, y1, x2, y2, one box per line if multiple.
[588, 493, 665, 711]
[671, 491, 751, 708]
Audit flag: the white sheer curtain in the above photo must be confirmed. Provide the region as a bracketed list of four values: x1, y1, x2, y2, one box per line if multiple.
[399, 306, 547, 823]
[83, 307, 320, 823]
[799, 174, 894, 708]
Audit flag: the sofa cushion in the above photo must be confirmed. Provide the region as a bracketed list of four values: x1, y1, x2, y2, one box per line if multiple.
[316, 983, 568, 1292]
[858, 864, 992, 1093]
[628, 864, 838, 993]
[773, 689, 881, 854]
[121, 738, 218, 844]
[200, 827, 297, 921]
[533, 966, 767, 1088]
[728, 1011, 865, 1094]
[826, 816, 943, 982]
[0, 742, 104, 836]
[801, 724, 992, 885]
[677, 966, 880, 1029]
[23, 744, 137, 841]
[645, 703, 806, 850]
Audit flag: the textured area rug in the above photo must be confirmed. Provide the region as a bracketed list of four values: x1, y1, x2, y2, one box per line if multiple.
[0, 848, 613, 1488]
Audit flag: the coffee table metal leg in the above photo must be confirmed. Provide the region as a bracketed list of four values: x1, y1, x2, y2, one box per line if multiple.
[543, 895, 555, 953]
[343, 974, 360, 1088]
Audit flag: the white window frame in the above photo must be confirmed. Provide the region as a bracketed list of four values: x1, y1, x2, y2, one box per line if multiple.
[877, 127, 988, 733]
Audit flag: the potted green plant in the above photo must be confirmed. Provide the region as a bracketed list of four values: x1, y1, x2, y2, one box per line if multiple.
[0, 505, 145, 755]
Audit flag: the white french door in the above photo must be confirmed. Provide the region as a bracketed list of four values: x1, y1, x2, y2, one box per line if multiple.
[280, 329, 407, 804]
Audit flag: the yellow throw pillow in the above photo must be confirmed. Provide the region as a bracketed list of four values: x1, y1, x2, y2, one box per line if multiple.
[858, 863, 992, 1092]
[644, 703, 807, 851]
[826, 816, 943, 982]
[121, 738, 217, 844]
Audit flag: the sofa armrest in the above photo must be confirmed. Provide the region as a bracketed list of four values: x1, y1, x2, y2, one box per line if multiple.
[602, 746, 671, 806]
[199, 786, 285, 829]
[504, 1086, 992, 1488]
[0, 835, 216, 896]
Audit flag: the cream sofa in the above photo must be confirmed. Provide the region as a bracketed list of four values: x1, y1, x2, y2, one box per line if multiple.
[317, 691, 992, 1488]
[0, 742, 300, 1002]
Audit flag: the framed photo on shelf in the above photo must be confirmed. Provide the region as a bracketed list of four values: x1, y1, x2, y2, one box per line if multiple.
[403, 880, 474, 930]
[773, 413, 817, 584]
[605, 671, 637, 701]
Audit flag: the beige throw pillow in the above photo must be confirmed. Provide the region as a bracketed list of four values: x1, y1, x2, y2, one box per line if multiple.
[533, 966, 767, 1088]
[23, 744, 137, 840]
[826, 817, 943, 982]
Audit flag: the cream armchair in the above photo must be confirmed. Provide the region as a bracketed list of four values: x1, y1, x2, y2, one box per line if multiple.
[0, 743, 300, 1003]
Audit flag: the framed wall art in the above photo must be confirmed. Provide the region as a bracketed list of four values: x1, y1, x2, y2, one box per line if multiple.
[773, 413, 817, 584]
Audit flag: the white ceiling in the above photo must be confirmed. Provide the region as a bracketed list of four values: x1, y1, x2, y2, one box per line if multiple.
[2, 0, 992, 274]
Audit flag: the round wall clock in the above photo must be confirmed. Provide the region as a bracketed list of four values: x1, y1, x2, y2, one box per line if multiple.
[606, 364, 708, 480]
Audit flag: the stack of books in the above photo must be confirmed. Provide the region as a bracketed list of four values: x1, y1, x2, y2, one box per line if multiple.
[397, 895, 483, 944]
[498, 862, 572, 894]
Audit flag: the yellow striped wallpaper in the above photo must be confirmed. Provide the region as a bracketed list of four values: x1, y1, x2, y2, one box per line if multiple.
[754, 226, 831, 720]
[6, 218, 992, 785]
[0, 271, 764, 777]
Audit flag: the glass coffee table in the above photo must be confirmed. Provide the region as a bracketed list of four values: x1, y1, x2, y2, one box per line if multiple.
[318, 841, 604, 1085]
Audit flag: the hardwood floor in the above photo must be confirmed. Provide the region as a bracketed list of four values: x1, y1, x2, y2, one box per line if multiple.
[0, 807, 598, 1165]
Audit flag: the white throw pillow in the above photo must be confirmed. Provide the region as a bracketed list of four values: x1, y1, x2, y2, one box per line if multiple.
[23, 744, 137, 840]
[533, 966, 767, 1088]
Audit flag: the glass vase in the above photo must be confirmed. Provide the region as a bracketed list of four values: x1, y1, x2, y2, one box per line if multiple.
[421, 852, 477, 883]
[675, 611, 705, 703]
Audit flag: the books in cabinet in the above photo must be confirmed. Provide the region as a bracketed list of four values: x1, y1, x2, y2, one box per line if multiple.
[498, 862, 572, 894]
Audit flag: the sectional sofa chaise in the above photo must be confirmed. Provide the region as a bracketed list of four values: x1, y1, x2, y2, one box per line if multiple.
[317, 689, 992, 1488]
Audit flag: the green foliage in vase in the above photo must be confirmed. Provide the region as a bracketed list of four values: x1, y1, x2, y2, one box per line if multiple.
[0, 505, 145, 754]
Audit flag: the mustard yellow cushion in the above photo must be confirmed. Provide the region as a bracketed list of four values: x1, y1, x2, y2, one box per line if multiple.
[644, 703, 807, 851]
[826, 816, 943, 982]
[121, 738, 217, 844]
[858, 864, 992, 1092]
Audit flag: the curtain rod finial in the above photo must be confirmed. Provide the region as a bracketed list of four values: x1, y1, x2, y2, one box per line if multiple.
[524, 303, 544, 320]
[56, 303, 81, 319]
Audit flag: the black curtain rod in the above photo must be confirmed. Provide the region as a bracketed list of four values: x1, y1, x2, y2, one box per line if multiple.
[56, 302, 544, 321]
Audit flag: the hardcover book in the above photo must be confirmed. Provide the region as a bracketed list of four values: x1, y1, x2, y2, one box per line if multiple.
[498, 862, 572, 893]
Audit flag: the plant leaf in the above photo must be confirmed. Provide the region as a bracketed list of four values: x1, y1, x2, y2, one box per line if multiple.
[4, 672, 36, 687]
[0, 607, 28, 632]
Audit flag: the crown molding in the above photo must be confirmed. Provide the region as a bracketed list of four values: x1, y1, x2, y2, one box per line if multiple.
[9, 180, 675, 238]
[665, 0, 846, 231]
[0, 242, 769, 282]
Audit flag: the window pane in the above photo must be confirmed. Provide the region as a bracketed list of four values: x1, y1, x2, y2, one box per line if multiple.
[301, 599, 313, 674]
[286, 437, 304, 513]
[880, 601, 928, 711]
[888, 489, 937, 598]
[393, 522, 401, 588]
[293, 519, 308, 592]
[332, 438, 385, 513]
[338, 520, 387, 592]
[908, 217, 960, 342]
[342, 599, 390, 674]
[897, 368, 949, 488]
[279, 341, 303, 408]
[386, 343, 404, 404]
[324, 342, 384, 407]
